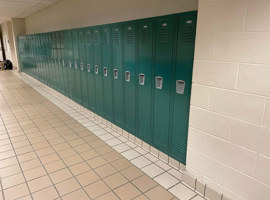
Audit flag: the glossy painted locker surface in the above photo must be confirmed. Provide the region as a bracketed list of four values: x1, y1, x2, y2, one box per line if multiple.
[85, 29, 96, 111]
[124, 23, 136, 134]
[112, 25, 124, 126]
[170, 13, 197, 164]
[79, 30, 89, 107]
[66, 30, 76, 100]
[62, 32, 69, 97]
[102, 26, 113, 121]
[93, 28, 103, 115]
[153, 17, 176, 153]
[137, 21, 153, 143]
[73, 30, 82, 104]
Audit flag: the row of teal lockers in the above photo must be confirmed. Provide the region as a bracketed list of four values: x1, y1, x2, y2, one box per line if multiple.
[18, 11, 197, 164]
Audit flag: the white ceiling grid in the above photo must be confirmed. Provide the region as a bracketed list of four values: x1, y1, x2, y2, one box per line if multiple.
[0, 0, 61, 23]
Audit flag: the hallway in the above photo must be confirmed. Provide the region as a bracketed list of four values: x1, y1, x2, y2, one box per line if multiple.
[0, 71, 200, 200]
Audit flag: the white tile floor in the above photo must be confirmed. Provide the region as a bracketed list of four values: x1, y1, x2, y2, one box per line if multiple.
[13, 71, 207, 200]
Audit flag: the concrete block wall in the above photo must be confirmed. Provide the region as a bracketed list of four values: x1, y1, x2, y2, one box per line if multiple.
[187, 0, 270, 200]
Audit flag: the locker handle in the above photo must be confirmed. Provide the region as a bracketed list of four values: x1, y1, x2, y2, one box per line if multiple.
[87, 64, 91, 72]
[113, 69, 118, 79]
[69, 61, 72, 68]
[80, 63, 84, 71]
[139, 73, 145, 85]
[74, 62, 78, 69]
[155, 76, 163, 89]
[62, 59, 65, 66]
[95, 65, 98, 74]
[104, 67, 108, 76]
[125, 71, 130, 82]
[176, 80, 185, 94]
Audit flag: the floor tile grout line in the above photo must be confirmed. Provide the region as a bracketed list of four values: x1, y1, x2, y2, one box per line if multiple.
[0, 114, 33, 200]
[4, 103, 64, 199]
[0, 176, 5, 200]
[18, 73, 180, 196]
[15, 72, 193, 199]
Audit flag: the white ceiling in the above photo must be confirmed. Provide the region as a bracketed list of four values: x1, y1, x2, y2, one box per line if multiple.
[0, 0, 61, 23]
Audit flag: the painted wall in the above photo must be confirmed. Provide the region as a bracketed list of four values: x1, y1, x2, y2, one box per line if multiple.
[1, 21, 16, 63]
[25, 0, 198, 34]
[11, 18, 26, 71]
[187, 0, 270, 200]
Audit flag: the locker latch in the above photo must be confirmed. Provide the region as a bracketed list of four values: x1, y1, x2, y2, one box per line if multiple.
[104, 67, 108, 76]
[80, 63, 84, 71]
[176, 80, 185, 94]
[74, 62, 78, 69]
[139, 73, 145, 85]
[95, 65, 98, 74]
[62, 59, 65, 66]
[69, 61, 72, 68]
[113, 69, 118, 79]
[87, 64, 91, 72]
[125, 71, 130, 82]
[155, 76, 163, 89]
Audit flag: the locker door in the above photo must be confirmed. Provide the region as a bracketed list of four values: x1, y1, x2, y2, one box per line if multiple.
[56, 32, 63, 93]
[93, 28, 103, 115]
[124, 23, 136, 134]
[79, 30, 88, 107]
[62, 32, 69, 97]
[170, 12, 197, 164]
[85, 29, 96, 111]
[112, 25, 124, 126]
[60, 31, 68, 96]
[52, 32, 58, 89]
[102, 27, 113, 121]
[73, 30, 82, 104]
[153, 17, 176, 153]
[48, 34, 54, 88]
[137, 21, 153, 142]
[66, 30, 76, 100]
[58, 31, 65, 94]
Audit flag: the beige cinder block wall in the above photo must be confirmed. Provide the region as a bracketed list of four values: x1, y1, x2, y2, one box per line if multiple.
[25, 0, 198, 34]
[187, 0, 270, 200]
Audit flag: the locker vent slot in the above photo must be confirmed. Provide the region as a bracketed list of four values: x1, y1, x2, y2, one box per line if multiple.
[156, 129, 166, 144]
[159, 25, 169, 43]
[175, 139, 187, 154]
[125, 71, 130, 82]
[103, 30, 109, 44]
[140, 26, 151, 44]
[127, 30, 134, 44]
[113, 30, 120, 44]
[94, 31, 99, 44]
[95, 65, 99, 74]
[103, 67, 108, 76]
[86, 32, 92, 45]
[182, 22, 196, 43]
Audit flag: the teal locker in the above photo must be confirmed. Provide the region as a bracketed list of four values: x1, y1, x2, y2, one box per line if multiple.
[170, 12, 197, 164]
[85, 29, 96, 111]
[79, 30, 89, 107]
[56, 32, 63, 93]
[62, 32, 69, 97]
[66, 30, 76, 100]
[52, 32, 58, 89]
[72, 30, 82, 104]
[124, 23, 136, 134]
[112, 25, 124, 126]
[93, 28, 103, 115]
[153, 17, 177, 153]
[59, 31, 65, 94]
[102, 26, 113, 121]
[48, 34, 54, 88]
[137, 21, 153, 142]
